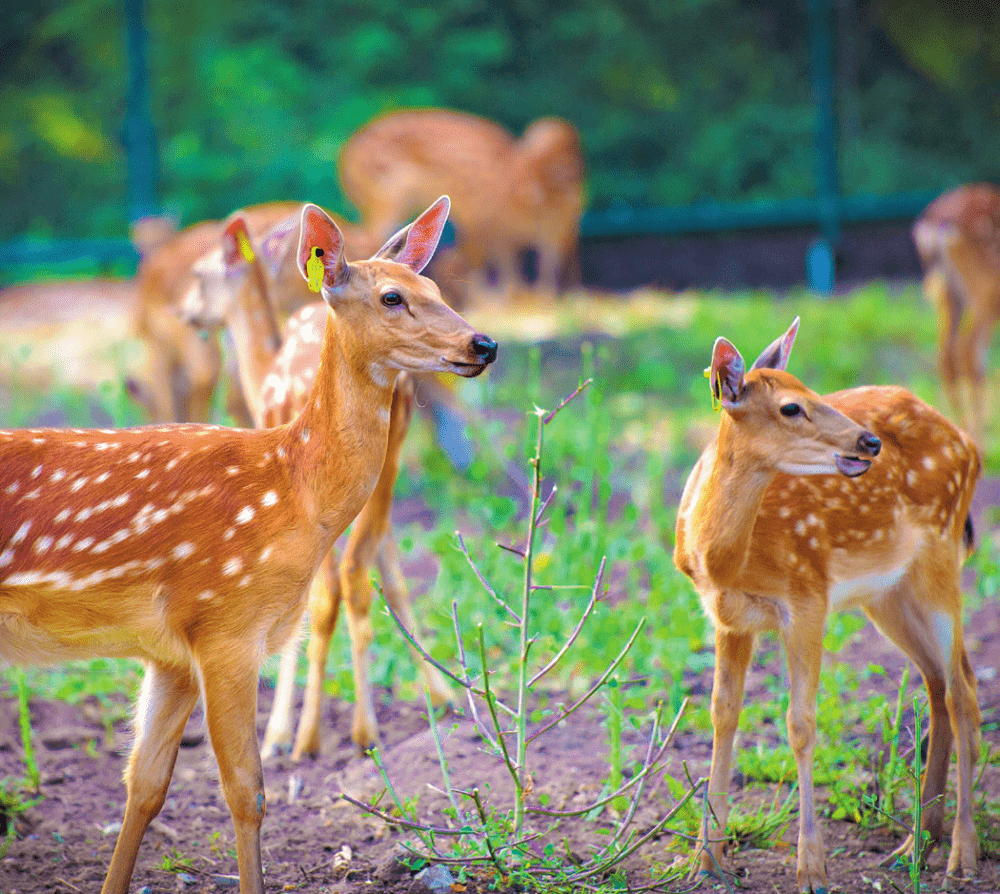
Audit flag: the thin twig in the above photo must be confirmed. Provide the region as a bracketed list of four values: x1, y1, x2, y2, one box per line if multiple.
[450, 600, 499, 750]
[478, 626, 519, 787]
[340, 793, 463, 837]
[528, 557, 605, 687]
[458, 532, 521, 620]
[534, 484, 558, 526]
[496, 541, 526, 559]
[542, 378, 593, 425]
[526, 617, 646, 744]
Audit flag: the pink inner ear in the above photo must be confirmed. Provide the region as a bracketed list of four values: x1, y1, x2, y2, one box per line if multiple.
[297, 205, 346, 286]
[711, 338, 745, 401]
[222, 218, 249, 267]
[396, 197, 450, 272]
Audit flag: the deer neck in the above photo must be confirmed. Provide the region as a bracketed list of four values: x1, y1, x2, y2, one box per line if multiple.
[228, 269, 284, 426]
[284, 306, 397, 537]
[692, 416, 777, 590]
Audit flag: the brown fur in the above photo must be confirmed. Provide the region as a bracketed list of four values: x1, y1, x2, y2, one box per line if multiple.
[0, 200, 495, 894]
[913, 183, 1000, 445]
[340, 108, 585, 300]
[675, 323, 982, 891]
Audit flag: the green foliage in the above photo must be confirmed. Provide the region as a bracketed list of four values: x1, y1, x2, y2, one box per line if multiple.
[3, 1, 1000, 242]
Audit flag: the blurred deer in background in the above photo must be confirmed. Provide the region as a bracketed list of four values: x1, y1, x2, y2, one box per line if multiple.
[0, 197, 496, 894]
[181, 211, 454, 758]
[674, 318, 981, 892]
[913, 182, 1000, 446]
[129, 201, 375, 426]
[340, 108, 585, 302]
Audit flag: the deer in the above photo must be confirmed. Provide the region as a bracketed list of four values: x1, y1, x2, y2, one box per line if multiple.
[0, 197, 497, 894]
[180, 211, 453, 758]
[129, 201, 375, 427]
[339, 107, 585, 301]
[912, 183, 1000, 446]
[674, 318, 981, 892]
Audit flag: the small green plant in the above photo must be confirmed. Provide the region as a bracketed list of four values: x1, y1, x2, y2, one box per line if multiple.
[346, 382, 700, 891]
[158, 847, 196, 874]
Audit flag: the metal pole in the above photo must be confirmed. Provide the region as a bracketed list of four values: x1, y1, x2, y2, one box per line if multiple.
[806, 0, 839, 293]
[123, 0, 158, 222]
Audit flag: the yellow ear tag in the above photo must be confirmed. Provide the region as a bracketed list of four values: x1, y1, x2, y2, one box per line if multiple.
[235, 229, 255, 264]
[704, 366, 721, 412]
[306, 246, 325, 293]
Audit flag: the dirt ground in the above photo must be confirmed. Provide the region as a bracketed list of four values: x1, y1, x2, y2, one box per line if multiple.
[1, 575, 998, 894]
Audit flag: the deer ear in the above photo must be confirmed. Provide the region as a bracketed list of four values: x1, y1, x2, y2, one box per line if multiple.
[222, 216, 255, 269]
[298, 204, 348, 294]
[374, 196, 450, 273]
[258, 215, 299, 278]
[711, 337, 747, 408]
[750, 316, 799, 371]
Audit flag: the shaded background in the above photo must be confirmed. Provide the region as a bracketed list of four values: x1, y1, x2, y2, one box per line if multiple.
[2, 0, 999, 288]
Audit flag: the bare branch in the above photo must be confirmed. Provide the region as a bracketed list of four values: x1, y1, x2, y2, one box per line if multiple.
[458, 532, 521, 621]
[529, 557, 605, 687]
[542, 378, 593, 425]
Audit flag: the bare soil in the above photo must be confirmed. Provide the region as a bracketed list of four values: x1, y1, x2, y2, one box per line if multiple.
[1, 572, 998, 894]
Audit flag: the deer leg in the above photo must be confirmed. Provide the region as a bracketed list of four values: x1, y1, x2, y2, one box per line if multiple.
[102, 663, 199, 894]
[781, 619, 827, 894]
[260, 627, 303, 759]
[377, 534, 452, 708]
[199, 651, 268, 894]
[698, 628, 754, 876]
[866, 583, 980, 875]
[927, 269, 964, 428]
[290, 551, 341, 760]
[181, 328, 222, 423]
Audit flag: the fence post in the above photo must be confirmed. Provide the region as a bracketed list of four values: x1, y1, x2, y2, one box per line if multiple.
[807, 0, 839, 294]
[123, 0, 159, 223]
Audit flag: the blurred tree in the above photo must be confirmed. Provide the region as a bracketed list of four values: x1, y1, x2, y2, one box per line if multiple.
[1, 0, 998, 241]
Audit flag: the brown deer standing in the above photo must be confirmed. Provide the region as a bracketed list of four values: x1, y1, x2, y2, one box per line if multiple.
[339, 108, 585, 301]
[674, 318, 981, 892]
[130, 201, 374, 425]
[0, 198, 496, 894]
[913, 183, 1000, 446]
[181, 212, 452, 758]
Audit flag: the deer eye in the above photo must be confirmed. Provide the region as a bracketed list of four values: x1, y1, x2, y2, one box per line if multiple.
[780, 403, 802, 417]
[381, 290, 404, 307]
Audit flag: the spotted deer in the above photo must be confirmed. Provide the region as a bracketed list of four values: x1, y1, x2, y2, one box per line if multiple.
[130, 201, 376, 427]
[339, 108, 585, 300]
[181, 212, 452, 758]
[674, 318, 981, 892]
[0, 197, 497, 894]
[913, 183, 1000, 446]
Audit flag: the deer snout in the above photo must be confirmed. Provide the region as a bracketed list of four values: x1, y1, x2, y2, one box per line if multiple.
[857, 431, 881, 457]
[472, 334, 498, 364]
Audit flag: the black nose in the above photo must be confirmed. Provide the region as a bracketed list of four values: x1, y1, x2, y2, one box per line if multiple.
[858, 431, 881, 457]
[472, 334, 497, 364]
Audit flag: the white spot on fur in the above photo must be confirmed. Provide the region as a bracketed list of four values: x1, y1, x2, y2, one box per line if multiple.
[72, 537, 94, 552]
[70, 477, 89, 493]
[259, 545, 274, 562]
[94, 471, 110, 484]
[262, 491, 278, 507]
[54, 509, 71, 524]
[31, 465, 42, 479]
[197, 590, 215, 601]
[11, 522, 31, 546]
[55, 534, 74, 550]
[173, 542, 196, 560]
[239, 574, 252, 587]
[301, 427, 311, 444]
[0, 548, 15, 567]
[222, 557, 243, 576]
[4, 481, 19, 495]
[33, 536, 54, 554]
[236, 506, 255, 524]
[135, 468, 151, 479]
[50, 470, 66, 483]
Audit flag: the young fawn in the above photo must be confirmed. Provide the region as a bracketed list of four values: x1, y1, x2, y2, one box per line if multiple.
[674, 318, 981, 892]
[913, 182, 1000, 446]
[181, 212, 453, 758]
[0, 198, 496, 894]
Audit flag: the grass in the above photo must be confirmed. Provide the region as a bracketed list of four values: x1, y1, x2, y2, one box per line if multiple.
[2, 279, 999, 867]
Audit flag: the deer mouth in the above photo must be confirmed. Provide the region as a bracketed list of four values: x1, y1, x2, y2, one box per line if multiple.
[835, 454, 872, 477]
[446, 358, 490, 378]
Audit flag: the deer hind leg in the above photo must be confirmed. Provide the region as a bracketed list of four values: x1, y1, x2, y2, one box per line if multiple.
[927, 268, 965, 428]
[290, 550, 341, 760]
[179, 327, 222, 423]
[198, 649, 268, 894]
[260, 624, 305, 759]
[698, 628, 754, 877]
[866, 583, 980, 876]
[102, 663, 199, 894]
[377, 534, 452, 708]
[781, 617, 827, 894]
